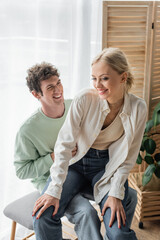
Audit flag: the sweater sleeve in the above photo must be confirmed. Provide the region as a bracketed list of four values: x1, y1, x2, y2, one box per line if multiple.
[108, 101, 148, 200]
[14, 131, 53, 179]
[45, 96, 85, 199]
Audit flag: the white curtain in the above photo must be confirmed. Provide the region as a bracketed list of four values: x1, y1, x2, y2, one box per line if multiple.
[0, 0, 102, 238]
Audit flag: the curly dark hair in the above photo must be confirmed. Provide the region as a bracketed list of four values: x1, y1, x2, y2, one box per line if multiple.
[26, 62, 60, 95]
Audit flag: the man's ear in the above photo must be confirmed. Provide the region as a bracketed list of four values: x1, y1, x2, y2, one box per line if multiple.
[31, 90, 41, 100]
[121, 72, 127, 83]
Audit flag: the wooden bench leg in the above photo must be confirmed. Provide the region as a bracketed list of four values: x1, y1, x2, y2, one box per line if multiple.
[10, 221, 16, 240]
[22, 232, 35, 240]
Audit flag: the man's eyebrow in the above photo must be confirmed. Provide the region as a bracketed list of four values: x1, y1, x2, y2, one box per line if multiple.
[46, 84, 55, 88]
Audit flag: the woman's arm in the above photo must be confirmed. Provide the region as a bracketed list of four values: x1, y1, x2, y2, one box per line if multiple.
[33, 96, 85, 218]
[101, 100, 147, 228]
[45, 96, 85, 199]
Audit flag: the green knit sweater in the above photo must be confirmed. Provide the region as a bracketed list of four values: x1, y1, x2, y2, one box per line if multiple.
[14, 100, 71, 192]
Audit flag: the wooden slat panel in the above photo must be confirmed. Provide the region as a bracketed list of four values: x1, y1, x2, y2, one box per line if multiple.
[108, 31, 146, 37]
[108, 7, 148, 12]
[108, 22, 146, 27]
[103, 1, 153, 99]
[149, 1, 160, 124]
[103, 2, 160, 179]
[107, 42, 145, 46]
[108, 36, 146, 41]
[108, 11, 147, 17]
[106, 1, 152, 5]
[109, 16, 147, 21]
[108, 26, 146, 32]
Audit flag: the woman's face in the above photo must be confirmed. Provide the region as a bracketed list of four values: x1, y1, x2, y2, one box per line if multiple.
[92, 61, 126, 103]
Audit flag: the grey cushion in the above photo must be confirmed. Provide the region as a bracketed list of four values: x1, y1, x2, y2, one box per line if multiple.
[3, 186, 94, 231]
[3, 191, 40, 230]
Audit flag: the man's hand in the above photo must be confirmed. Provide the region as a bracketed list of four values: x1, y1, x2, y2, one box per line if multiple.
[50, 144, 77, 162]
[101, 196, 126, 229]
[32, 193, 59, 219]
[72, 144, 78, 157]
[50, 152, 55, 162]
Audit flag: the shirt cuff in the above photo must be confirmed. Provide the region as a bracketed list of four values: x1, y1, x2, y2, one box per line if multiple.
[45, 182, 62, 200]
[44, 153, 54, 169]
[108, 185, 125, 200]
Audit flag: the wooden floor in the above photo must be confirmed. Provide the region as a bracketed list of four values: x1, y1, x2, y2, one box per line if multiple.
[131, 216, 160, 240]
[62, 214, 160, 240]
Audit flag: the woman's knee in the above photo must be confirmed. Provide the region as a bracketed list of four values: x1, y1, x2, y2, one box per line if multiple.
[106, 225, 137, 240]
[106, 227, 125, 240]
[33, 206, 61, 229]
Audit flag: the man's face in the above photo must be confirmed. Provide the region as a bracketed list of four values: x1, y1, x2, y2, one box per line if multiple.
[38, 75, 64, 108]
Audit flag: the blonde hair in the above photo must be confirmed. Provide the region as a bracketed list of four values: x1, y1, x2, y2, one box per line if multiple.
[92, 48, 134, 92]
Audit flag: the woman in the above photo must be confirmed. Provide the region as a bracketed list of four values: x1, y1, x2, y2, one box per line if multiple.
[33, 48, 147, 240]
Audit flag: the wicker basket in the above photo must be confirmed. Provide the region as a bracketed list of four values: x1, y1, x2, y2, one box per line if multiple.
[129, 172, 160, 228]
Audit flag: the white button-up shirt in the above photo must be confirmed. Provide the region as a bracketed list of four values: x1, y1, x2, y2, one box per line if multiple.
[46, 88, 147, 203]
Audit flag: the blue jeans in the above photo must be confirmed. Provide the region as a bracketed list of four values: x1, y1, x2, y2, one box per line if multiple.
[66, 187, 137, 240]
[33, 148, 137, 240]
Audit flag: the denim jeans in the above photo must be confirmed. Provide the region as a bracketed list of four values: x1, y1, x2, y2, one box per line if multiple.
[33, 148, 137, 240]
[65, 187, 137, 240]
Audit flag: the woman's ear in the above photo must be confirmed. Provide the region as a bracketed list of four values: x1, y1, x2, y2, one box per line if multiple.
[121, 72, 127, 83]
[31, 90, 41, 100]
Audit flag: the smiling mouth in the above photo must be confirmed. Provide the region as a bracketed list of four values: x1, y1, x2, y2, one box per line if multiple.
[98, 89, 108, 95]
[53, 94, 62, 99]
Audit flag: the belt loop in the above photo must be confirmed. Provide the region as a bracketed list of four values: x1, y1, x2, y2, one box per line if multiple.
[96, 149, 100, 158]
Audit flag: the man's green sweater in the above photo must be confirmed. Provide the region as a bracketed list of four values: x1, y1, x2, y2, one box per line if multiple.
[14, 100, 71, 192]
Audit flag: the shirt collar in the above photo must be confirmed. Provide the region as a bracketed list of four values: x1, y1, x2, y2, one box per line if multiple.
[121, 93, 131, 116]
[100, 98, 110, 113]
[99, 92, 131, 116]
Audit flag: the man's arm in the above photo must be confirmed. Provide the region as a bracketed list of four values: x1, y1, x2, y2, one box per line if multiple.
[14, 132, 53, 179]
[14, 132, 77, 180]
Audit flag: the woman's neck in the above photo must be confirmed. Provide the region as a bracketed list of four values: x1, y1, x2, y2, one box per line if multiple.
[108, 96, 124, 111]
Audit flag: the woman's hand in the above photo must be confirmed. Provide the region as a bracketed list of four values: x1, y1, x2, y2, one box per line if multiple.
[101, 196, 126, 229]
[32, 193, 59, 219]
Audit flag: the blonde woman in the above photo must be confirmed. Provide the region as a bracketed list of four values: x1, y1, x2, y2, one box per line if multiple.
[33, 48, 147, 240]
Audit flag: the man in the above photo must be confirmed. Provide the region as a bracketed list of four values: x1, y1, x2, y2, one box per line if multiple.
[14, 62, 137, 240]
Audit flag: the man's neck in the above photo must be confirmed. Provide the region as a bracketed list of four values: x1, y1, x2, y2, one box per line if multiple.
[41, 102, 65, 119]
